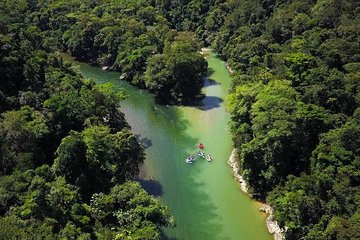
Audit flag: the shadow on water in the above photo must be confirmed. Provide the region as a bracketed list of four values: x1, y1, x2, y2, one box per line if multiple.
[135, 134, 152, 149]
[162, 93, 222, 111]
[204, 78, 220, 87]
[136, 178, 163, 197]
[152, 105, 227, 240]
[160, 231, 177, 240]
[197, 96, 223, 111]
[206, 67, 215, 77]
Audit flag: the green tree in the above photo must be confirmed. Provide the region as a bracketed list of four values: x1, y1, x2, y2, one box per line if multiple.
[0, 106, 49, 174]
[91, 182, 174, 239]
[144, 33, 207, 104]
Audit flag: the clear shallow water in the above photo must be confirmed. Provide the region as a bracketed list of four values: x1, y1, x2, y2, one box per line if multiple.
[63, 51, 272, 240]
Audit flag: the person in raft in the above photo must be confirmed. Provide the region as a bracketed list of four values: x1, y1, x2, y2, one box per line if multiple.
[197, 151, 204, 158]
[199, 143, 204, 149]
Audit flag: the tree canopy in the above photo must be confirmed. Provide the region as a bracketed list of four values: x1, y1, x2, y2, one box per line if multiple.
[25, 0, 208, 104]
[1, 0, 360, 239]
[0, 1, 174, 238]
[175, 0, 360, 238]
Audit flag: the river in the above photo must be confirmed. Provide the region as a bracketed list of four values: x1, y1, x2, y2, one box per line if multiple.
[63, 50, 272, 240]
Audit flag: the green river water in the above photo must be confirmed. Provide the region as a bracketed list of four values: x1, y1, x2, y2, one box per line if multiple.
[64, 50, 272, 240]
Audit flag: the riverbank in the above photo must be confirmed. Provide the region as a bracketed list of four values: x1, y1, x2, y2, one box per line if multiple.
[69, 50, 273, 240]
[226, 63, 234, 74]
[228, 149, 285, 240]
[201, 48, 234, 74]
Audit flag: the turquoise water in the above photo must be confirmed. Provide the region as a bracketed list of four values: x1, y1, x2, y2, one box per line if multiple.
[64, 51, 272, 240]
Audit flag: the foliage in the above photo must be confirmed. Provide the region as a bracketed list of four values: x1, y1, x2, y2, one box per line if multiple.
[228, 80, 329, 197]
[27, 0, 208, 104]
[2, 0, 360, 239]
[144, 32, 207, 104]
[0, 2, 173, 238]
[53, 126, 144, 198]
[160, 0, 360, 238]
[203, 0, 360, 238]
[0, 106, 49, 174]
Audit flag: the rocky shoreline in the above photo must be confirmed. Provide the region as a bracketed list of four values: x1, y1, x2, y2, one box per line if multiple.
[227, 149, 249, 194]
[228, 149, 285, 240]
[226, 63, 234, 74]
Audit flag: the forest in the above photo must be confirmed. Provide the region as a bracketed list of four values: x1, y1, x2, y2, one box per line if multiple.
[183, 0, 358, 239]
[23, 0, 208, 105]
[0, 1, 174, 239]
[1, 0, 360, 239]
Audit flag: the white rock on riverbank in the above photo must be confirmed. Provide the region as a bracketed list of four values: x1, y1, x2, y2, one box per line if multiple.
[200, 48, 211, 59]
[200, 47, 212, 53]
[227, 149, 249, 194]
[228, 149, 285, 240]
[226, 63, 234, 74]
[259, 204, 286, 240]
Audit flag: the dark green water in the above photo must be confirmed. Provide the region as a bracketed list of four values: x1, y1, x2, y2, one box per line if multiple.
[64, 51, 272, 240]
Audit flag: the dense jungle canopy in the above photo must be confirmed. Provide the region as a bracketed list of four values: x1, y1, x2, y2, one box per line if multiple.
[0, 0, 359, 239]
